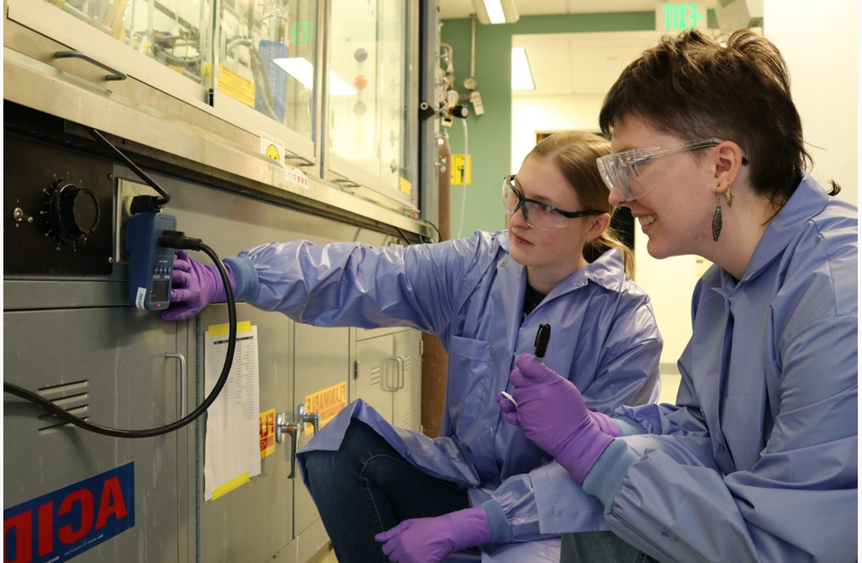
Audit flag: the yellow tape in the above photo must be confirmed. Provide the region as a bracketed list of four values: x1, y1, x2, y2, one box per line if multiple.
[208, 321, 252, 338]
[211, 471, 249, 500]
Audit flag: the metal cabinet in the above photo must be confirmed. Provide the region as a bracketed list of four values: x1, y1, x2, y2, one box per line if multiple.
[353, 328, 422, 433]
[292, 323, 350, 562]
[3, 308, 186, 563]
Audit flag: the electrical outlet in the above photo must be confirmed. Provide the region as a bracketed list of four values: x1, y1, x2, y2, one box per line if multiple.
[114, 178, 161, 265]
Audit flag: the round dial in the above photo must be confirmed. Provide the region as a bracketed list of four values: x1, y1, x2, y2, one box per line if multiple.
[48, 182, 100, 244]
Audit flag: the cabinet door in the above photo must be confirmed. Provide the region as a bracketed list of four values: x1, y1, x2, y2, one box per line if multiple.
[293, 323, 350, 558]
[197, 303, 294, 563]
[353, 334, 396, 422]
[393, 330, 422, 432]
[3, 308, 182, 563]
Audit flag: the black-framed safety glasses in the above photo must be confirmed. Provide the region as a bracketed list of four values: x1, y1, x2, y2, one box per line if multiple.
[502, 175, 603, 232]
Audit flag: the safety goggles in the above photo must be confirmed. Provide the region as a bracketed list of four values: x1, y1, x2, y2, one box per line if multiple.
[596, 138, 744, 201]
[502, 175, 603, 232]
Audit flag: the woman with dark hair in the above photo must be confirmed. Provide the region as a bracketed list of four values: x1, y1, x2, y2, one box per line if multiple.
[500, 29, 857, 562]
[162, 132, 662, 562]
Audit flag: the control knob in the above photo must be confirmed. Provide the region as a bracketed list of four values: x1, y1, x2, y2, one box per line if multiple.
[48, 181, 100, 244]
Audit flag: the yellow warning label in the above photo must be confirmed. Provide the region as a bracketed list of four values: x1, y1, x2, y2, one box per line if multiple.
[211, 471, 249, 500]
[304, 382, 348, 435]
[265, 144, 281, 161]
[400, 177, 412, 195]
[450, 154, 471, 185]
[218, 64, 255, 107]
[259, 408, 276, 459]
[208, 321, 252, 338]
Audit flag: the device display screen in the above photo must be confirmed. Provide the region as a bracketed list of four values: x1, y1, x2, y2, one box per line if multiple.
[151, 280, 170, 303]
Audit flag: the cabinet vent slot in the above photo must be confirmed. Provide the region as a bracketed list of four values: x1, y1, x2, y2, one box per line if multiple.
[370, 366, 381, 387]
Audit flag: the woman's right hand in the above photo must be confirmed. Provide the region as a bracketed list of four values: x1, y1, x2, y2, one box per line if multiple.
[161, 249, 234, 321]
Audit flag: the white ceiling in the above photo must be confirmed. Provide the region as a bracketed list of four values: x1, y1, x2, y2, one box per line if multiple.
[440, 0, 717, 19]
[512, 30, 668, 96]
[438, 1, 719, 97]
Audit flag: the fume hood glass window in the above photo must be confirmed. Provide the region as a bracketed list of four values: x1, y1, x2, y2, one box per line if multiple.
[217, 0, 317, 141]
[329, 0, 407, 190]
[44, 0, 211, 84]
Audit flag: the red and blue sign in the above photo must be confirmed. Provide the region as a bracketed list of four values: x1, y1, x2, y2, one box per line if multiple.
[4, 462, 135, 563]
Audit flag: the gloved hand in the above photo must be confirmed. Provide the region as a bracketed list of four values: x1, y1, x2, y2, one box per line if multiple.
[498, 353, 614, 483]
[374, 506, 491, 563]
[497, 395, 620, 437]
[161, 249, 237, 321]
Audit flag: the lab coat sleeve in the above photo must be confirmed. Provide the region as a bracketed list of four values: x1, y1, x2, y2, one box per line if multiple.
[585, 314, 858, 563]
[235, 233, 494, 336]
[614, 339, 712, 438]
[580, 293, 663, 415]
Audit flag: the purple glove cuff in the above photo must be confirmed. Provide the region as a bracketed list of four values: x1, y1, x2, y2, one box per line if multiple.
[589, 411, 621, 437]
[211, 262, 238, 303]
[554, 427, 615, 484]
[446, 506, 492, 551]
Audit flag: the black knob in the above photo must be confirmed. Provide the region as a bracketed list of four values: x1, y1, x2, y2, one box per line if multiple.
[49, 182, 100, 244]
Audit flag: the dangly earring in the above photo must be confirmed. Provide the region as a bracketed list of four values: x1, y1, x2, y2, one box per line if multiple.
[725, 187, 734, 208]
[712, 183, 723, 242]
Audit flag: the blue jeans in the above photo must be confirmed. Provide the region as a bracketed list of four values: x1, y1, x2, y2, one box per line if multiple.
[303, 420, 471, 563]
[561, 532, 659, 563]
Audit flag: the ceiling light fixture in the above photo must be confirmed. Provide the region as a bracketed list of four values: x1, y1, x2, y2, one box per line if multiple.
[471, 0, 519, 24]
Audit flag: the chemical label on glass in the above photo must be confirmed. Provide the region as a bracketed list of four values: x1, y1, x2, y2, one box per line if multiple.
[218, 65, 255, 108]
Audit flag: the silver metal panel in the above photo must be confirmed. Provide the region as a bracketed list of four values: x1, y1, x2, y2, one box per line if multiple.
[352, 334, 396, 421]
[293, 323, 350, 537]
[3, 307, 182, 563]
[419, 0, 441, 229]
[393, 331, 423, 432]
[3, 48, 431, 237]
[197, 303, 295, 563]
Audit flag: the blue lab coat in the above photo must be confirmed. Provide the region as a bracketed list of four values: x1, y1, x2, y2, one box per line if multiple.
[540, 174, 858, 562]
[227, 230, 662, 561]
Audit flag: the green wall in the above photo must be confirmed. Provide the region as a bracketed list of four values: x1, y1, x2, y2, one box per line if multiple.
[441, 11, 715, 236]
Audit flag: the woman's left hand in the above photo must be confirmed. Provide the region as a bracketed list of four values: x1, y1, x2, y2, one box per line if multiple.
[375, 507, 490, 563]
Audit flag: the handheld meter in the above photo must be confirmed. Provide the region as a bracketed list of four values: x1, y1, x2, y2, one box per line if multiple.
[126, 212, 176, 310]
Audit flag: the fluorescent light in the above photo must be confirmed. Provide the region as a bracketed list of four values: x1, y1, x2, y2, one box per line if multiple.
[471, 0, 519, 24]
[511, 48, 535, 90]
[273, 58, 357, 96]
[483, 0, 506, 24]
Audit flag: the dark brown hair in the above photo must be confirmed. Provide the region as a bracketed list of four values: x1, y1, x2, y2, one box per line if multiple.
[527, 131, 635, 278]
[599, 29, 839, 206]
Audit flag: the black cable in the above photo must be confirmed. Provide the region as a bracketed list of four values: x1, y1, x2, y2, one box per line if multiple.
[394, 226, 412, 246]
[83, 126, 171, 206]
[3, 241, 236, 439]
[420, 219, 442, 243]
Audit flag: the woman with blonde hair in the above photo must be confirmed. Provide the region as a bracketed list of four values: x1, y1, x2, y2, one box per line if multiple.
[163, 132, 662, 563]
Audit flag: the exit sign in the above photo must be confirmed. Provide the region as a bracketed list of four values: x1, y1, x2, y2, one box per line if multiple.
[656, 3, 707, 31]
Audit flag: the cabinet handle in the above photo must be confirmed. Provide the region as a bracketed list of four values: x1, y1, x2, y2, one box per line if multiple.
[394, 356, 406, 390]
[284, 153, 314, 167]
[275, 413, 299, 479]
[54, 51, 128, 81]
[165, 353, 186, 418]
[298, 403, 320, 435]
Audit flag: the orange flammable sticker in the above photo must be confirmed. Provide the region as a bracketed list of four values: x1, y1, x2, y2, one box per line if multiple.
[304, 382, 348, 435]
[259, 409, 276, 459]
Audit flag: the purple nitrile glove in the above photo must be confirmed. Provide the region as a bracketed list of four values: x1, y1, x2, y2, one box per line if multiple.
[500, 353, 615, 483]
[374, 506, 491, 563]
[161, 249, 238, 321]
[496, 393, 620, 437]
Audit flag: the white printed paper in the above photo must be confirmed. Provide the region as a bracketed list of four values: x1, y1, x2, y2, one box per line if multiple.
[204, 323, 261, 500]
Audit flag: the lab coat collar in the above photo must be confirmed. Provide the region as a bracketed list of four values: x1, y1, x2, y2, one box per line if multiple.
[498, 232, 627, 296]
[733, 173, 829, 286]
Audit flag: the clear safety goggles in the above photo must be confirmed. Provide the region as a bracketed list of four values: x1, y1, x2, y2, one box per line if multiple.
[502, 175, 602, 232]
[596, 138, 739, 201]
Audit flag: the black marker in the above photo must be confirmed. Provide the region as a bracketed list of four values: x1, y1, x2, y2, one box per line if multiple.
[534, 324, 551, 362]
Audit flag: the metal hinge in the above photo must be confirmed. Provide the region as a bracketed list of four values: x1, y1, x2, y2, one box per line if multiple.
[353, 360, 359, 380]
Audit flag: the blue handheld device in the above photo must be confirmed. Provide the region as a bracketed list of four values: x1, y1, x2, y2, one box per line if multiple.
[126, 212, 176, 310]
